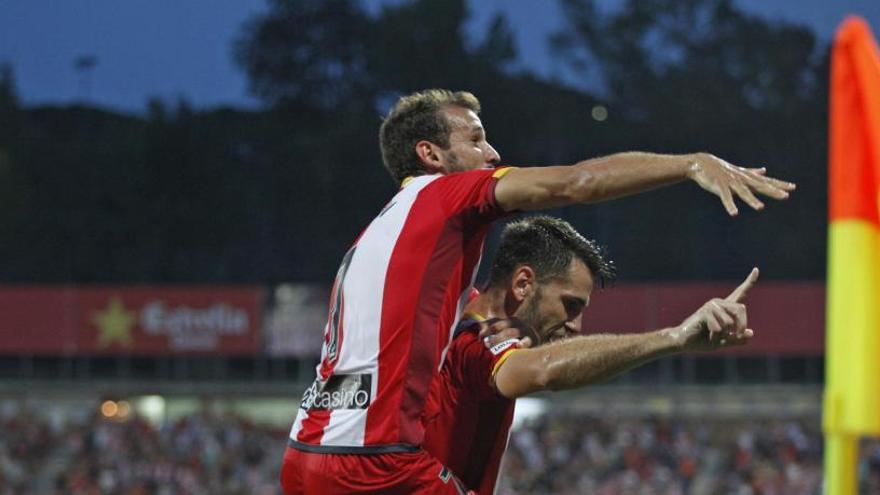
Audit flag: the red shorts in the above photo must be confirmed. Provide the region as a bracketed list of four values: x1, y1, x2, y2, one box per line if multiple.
[280, 446, 474, 495]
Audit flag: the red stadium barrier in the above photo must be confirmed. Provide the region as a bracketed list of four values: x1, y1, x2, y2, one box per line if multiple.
[583, 283, 825, 355]
[0, 287, 264, 355]
[0, 283, 823, 356]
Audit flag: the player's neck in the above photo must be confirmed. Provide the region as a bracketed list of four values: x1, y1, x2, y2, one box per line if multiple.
[464, 287, 510, 321]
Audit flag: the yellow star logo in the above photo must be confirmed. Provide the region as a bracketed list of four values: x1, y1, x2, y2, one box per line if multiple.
[92, 297, 136, 348]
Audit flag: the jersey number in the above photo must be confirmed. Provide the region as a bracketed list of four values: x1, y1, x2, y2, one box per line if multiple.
[326, 245, 356, 363]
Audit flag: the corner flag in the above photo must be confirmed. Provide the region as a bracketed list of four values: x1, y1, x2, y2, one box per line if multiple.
[825, 15, 880, 494]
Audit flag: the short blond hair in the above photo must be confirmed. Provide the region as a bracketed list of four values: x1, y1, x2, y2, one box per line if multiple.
[379, 89, 481, 183]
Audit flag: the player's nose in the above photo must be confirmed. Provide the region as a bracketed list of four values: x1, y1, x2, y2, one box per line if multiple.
[485, 143, 501, 166]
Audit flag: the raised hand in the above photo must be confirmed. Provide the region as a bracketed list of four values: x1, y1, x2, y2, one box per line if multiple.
[687, 153, 796, 216]
[672, 268, 759, 351]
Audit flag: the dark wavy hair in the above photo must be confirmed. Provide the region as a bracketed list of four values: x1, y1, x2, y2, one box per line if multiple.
[487, 215, 616, 289]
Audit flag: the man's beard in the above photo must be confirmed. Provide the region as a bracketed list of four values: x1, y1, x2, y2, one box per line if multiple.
[444, 151, 471, 174]
[516, 288, 546, 345]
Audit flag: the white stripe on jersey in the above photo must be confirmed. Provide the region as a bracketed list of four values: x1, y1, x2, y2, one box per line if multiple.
[438, 249, 484, 370]
[321, 409, 368, 446]
[291, 175, 440, 445]
[289, 408, 307, 440]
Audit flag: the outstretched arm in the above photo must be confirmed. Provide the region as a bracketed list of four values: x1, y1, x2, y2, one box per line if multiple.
[494, 152, 795, 215]
[493, 329, 681, 398]
[493, 268, 760, 399]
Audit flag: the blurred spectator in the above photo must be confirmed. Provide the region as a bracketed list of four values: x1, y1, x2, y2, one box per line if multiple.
[499, 415, 830, 495]
[0, 402, 285, 495]
[0, 403, 877, 494]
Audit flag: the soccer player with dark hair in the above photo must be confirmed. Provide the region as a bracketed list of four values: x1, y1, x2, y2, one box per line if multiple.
[423, 215, 758, 494]
[281, 89, 790, 494]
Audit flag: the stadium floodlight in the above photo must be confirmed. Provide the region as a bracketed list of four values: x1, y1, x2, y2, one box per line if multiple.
[133, 395, 166, 426]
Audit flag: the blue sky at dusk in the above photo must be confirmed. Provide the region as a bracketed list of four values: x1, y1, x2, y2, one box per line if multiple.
[1, 0, 878, 114]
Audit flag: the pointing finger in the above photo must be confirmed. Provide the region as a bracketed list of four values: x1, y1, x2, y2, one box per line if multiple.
[726, 268, 760, 303]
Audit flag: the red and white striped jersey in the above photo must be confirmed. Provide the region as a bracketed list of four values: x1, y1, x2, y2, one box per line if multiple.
[289, 167, 513, 453]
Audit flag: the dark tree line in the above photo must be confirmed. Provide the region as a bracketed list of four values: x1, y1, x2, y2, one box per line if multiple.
[0, 0, 826, 283]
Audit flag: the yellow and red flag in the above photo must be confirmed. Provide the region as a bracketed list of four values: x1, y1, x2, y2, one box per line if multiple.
[825, 15, 880, 494]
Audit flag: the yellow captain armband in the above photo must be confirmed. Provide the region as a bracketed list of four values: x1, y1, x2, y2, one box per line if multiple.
[492, 167, 516, 179]
[490, 347, 520, 380]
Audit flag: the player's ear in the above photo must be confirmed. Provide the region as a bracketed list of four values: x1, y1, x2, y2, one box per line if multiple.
[511, 266, 536, 303]
[415, 140, 444, 174]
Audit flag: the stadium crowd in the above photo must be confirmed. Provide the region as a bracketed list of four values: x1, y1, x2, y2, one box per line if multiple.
[0, 403, 286, 494]
[499, 414, 880, 495]
[0, 402, 878, 494]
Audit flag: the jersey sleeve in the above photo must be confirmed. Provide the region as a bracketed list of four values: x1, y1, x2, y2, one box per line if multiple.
[459, 334, 521, 402]
[429, 167, 515, 219]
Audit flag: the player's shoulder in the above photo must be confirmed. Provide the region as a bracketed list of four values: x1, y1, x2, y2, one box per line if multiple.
[452, 327, 520, 369]
[451, 326, 520, 401]
[450, 326, 482, 351]
[435, 167, 514, 183]
[418, 167, 510, 189]
[444, 325, 487, 362]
